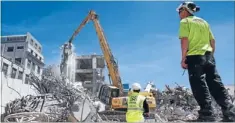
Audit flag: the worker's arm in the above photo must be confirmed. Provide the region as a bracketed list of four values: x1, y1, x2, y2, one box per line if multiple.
[178, 19, 189, 63]
[180, 38, 189, 62]
[143, 99, 149, 113]
[209, 26, 215, 54]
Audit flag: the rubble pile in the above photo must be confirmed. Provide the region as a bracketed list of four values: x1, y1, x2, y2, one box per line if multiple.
[3, 94, 69, 122]
[154, 83, 235, 122]
[2, 67, 101, 122]
[2, 67, 234, 122]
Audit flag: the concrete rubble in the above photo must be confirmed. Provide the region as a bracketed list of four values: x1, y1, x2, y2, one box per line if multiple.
[2, 69, 234, 122]
[154, 83, 235, 122]
[2, 66, 102, 122]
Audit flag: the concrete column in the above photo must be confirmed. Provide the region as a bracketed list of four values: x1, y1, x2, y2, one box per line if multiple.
[92, 69, 97, 96]
[92, 56, 97, 69]
[22, 73, 26, 84]
[15, 68, 19, 79]
[24, 59, 28, 70]
[7, 63, 11, 77]
[71, 56, 75, 82]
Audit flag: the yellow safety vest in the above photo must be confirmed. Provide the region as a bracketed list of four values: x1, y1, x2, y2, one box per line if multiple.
[126, 92, 146, 122]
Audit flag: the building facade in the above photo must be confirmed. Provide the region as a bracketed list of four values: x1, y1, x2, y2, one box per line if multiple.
[1, 32, 45, 84]
[1, 56, 24, 81]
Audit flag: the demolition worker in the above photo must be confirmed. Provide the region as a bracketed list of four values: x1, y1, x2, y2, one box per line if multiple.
[126, 83, 149, 122]
[177, 2, 235, 122]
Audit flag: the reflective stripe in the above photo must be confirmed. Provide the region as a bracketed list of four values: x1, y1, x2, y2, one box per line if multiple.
[127, 108, 144, 111]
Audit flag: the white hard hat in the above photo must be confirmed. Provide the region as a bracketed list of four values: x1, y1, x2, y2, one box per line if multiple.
[176, 2, 200, 14]
[132, 83, 141, 90]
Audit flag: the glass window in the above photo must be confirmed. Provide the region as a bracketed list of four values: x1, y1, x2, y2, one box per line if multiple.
[1, 45, 3, 52]
[18, 71, 23, 80]
[2, 63, 8, 75]
[7, 47, 14, 52]
[27, 60, 31, 68]
[37, 66, 40, 74]
[38, 47, 41, 52]
[15, 58, 22, 65]
[30, 39, 34, 45]
[17, 46, 24, 49]
[11, 68, 17, 78]
[111, 89, 119, 97]
[25, 74, 29, 84]
[32, 63, 36, 71]
[22, 36, 27, 40]
[7, 37, 11, 41]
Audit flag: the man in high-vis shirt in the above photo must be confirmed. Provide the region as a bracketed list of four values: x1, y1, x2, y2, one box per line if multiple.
[126, 83, 149, 122]
[177, 2, 235, 122]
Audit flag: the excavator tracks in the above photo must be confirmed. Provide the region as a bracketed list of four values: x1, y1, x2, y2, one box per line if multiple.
[98, 110, 126, 122]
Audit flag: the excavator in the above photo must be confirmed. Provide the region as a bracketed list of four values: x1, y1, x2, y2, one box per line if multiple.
[65, 10, 156, 116]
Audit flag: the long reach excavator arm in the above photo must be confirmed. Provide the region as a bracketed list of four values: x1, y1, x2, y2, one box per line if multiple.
[67, 10, 124, 96]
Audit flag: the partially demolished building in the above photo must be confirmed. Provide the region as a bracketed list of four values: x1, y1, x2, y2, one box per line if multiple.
[74, 55, 106, 95]
[1, 32, 45, 83]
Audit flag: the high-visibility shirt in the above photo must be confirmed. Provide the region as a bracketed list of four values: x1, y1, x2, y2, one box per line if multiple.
[178, 16, 214, 56]
[126, 92, 146, 122]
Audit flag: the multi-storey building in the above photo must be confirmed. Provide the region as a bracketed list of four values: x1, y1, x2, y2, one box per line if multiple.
[1, 32, 45, 84]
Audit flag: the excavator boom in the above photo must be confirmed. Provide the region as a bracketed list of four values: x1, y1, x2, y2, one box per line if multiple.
[67, 10, 124, 96]
[68, 11, 91, 44]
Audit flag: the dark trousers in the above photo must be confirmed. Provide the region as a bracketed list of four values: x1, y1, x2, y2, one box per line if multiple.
[186, 51, 233, 116]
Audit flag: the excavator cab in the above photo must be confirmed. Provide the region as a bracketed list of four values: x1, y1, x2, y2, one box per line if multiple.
[111, 91, 156, 111]
[111, 83, 157, 111]
[98, 84, 120, 106]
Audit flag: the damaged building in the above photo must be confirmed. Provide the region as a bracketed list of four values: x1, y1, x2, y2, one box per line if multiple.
[1, 32, 45, 83]
[75, 54, 106, 94]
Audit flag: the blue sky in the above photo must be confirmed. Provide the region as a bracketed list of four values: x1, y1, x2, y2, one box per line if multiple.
[1, 1, 234, 90]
